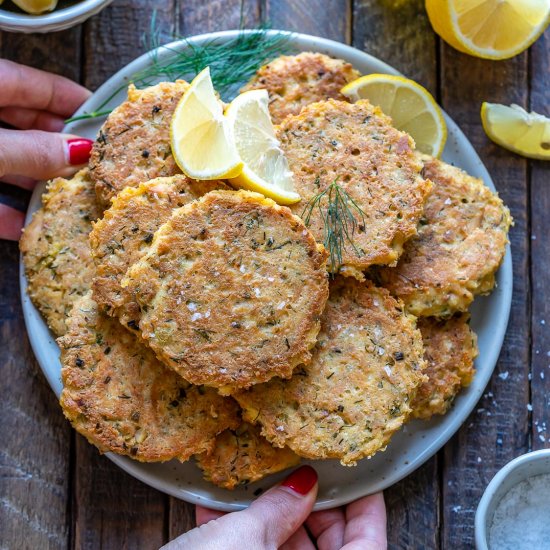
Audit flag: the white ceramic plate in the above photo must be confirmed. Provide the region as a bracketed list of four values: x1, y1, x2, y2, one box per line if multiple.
[20, 30, 512, 511]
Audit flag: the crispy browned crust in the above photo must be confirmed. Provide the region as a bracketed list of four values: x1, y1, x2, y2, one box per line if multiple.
[89, 175, 228, 330]
[412, 314, 478, 420]
[20, 169, 100, 336]
[376, 156, 512, 317]
[89, 81, 188, 206]
[277, 99, 432, 275]
[242, 52, 360, 124]
[234, 278, 427, 466]
[59, 293, 240, 462]
[195, 422, 300, 490]
[123, 189, 329, 393]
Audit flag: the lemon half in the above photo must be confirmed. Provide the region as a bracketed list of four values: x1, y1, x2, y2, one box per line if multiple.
[225, 89, 300, 205]
[481, 102, 550, 160]
[170, 67, 243, 180]
[426, 0, 550, 60]
[342, 74, 447, 157]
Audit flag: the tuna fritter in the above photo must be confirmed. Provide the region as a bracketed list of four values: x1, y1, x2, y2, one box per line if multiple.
[89, 81, 188, 206]
[90, 175, 227, 331]
[412, 315, 478, 420]
[376, 156, 512, 317]
[278, 99, 432, 277]
[242, 52, 360, 124]
[20, 169, 100, 336]
[196, 422, 300, 490]
[234, 278, 427, 466]
[59, 293, 240, 462]
[123, 189, 328, 393]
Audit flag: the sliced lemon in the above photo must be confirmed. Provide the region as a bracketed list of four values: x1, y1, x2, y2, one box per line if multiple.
[170, 67, 243, 180]
[481, 102, 550, 160]
[11, 0, 58, 14]
[426, 0, 550, 60]
[225, 89, 300, 205]
[341, 74, 447, 157]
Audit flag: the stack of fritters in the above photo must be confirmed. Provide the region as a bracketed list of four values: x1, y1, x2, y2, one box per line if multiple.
[21, 51, 511, 490]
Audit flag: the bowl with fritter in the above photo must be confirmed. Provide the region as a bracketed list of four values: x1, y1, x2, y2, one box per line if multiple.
[20, 30, 512, 511]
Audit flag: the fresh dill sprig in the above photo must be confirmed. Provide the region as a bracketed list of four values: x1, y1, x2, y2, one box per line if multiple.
[301, 180, 367, 274]
[136, 28, 293, 98]
[66, 23, 293, 124]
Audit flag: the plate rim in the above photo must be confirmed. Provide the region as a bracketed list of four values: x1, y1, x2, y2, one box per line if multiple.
[20, 28, 513, 511]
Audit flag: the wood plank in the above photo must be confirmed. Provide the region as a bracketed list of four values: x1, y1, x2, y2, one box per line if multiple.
[529, 28, 550, 452]
[352, 0, 437, 94]
[168, 497, 195, 542]
[0, 28, 81, 78]
[0, 241, 72, 550]
[385, 457, 440, 550]
[178, 0, 260, 35]
[353, 4, 440, 548]
[0, 28, 82, 550]
[263, 0, 351, 43]
[83, 0, 177, 91]
[440, 45, 530, 547]
[73, 3, 176, 548]
[73, 438, 166, 549]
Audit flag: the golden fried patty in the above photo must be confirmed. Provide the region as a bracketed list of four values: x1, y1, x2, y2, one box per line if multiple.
[376, 156, 512, 317]
[90, 175, 227, 330]
[89, 81, 188, 206]
[195, 422, 300, 490]
[278, 99, 432, 276]
[123, 189, 328, 393]
[20, 169, 100, 336]
[242, 52, 360, 124]
[234, 278, 426, 466]
[59, 293, 240, 462]
[412, 314, 478, 420]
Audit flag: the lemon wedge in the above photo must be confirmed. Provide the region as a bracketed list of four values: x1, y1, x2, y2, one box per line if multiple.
[11, 0, 58, 14]
[225, 89, 300, 205]
[341, 74, 447, 157]
[426, 0, 550, 60]
[170, 67, 243, 180]
[481, 102, 550, 160]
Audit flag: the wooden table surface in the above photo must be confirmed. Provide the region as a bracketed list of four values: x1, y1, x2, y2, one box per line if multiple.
[0, 1, 548, 548]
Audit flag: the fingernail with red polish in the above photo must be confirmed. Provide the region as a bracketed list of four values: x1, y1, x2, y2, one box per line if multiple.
[281, 465, 317, 495]
[66, 138, 93, 165]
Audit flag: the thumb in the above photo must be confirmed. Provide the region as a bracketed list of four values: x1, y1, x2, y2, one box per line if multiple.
[0, 128, 93, 181]
[240, 464, 318, 547]
[164, 465, 318, 550]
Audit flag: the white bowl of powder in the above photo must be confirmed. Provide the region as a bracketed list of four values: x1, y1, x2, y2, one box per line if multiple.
[475, 449, 550, 550]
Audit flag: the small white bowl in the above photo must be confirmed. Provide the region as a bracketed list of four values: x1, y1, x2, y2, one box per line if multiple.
[475, 449, 550, 549]
[0, 0, 113, 33]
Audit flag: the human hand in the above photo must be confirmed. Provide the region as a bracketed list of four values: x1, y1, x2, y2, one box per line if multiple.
[0, 59, 92, 240]
[162, 465, 387, 550]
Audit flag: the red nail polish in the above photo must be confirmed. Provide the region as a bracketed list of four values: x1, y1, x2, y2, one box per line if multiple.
[66, 138, 93, 165]
[281, 465, 317, 495]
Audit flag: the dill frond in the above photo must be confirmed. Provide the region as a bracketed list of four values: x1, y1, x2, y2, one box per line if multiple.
[301, 180, 366, 274]
[66, 24, 293, 124]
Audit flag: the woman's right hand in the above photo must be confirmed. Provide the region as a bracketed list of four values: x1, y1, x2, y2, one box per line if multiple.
[0, 59, 93, 240]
